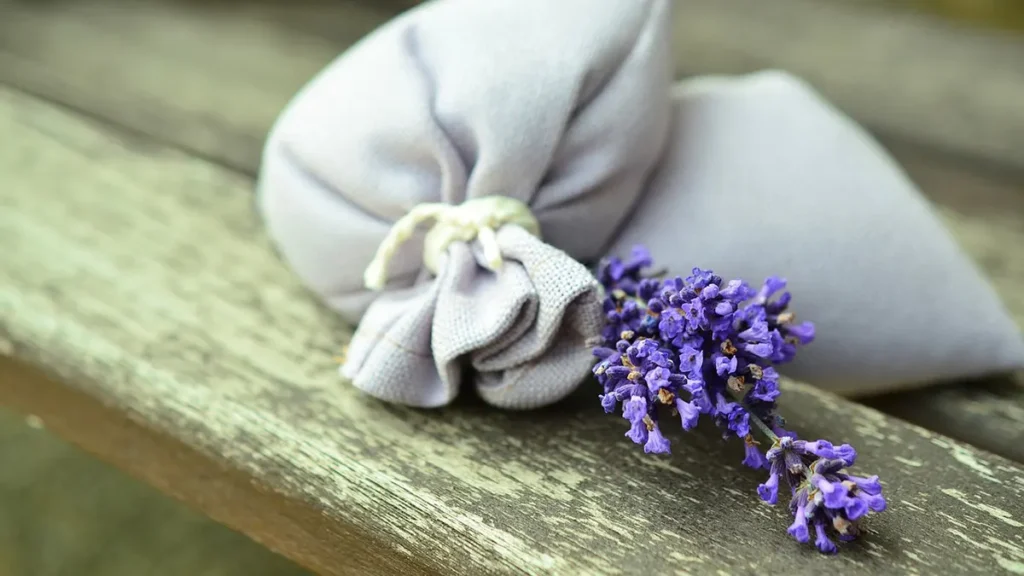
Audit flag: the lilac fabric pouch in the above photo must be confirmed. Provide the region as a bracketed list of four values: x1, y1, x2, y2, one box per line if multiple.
[258, 0, 674, 408]
[257, 0, 1024, 406]
[608, 72, 1024, 395]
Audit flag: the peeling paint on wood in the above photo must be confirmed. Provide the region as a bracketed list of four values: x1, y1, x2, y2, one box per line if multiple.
[1, 85, 1023, 574]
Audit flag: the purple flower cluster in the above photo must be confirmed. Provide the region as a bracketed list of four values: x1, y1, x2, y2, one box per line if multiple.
[594, 246, 811, 452]
[759, 436, 887, 553]
[593, 246, 886, 554]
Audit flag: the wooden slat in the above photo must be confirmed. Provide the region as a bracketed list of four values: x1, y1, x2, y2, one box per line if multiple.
[1, 0, 1022, 173]
[9, 0, 1020, 463]
[0, 0, 398, 173]
[672, 0, 1024, 168]
[866, 374, 1024, 464]
[3, 86, 1024, 575]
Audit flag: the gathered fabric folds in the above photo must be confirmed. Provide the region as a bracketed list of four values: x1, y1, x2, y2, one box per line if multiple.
[258, 0, 673, 407]
[259, 0, 1024, 407]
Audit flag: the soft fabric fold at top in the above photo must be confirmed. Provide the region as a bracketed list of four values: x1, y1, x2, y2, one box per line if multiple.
[607, 71, 1024, 394]
[258, 0, 674, 407]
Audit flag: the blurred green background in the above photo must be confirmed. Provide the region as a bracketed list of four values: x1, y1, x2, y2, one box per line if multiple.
[0, 408, 309, 576]
[886, 0, 1024, 30]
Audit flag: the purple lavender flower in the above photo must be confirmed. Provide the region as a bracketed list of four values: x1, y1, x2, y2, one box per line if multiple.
[597, 245, 653, 295]
[594, 253, 812, 451]
[594, 246, 887, 555]
[603, 298, 643, 343]
[623, 396, 648, 443]
[743, 435, 768, 469]
[714, 394, 751, 438]
[678, 345, 703, 377]
[756, 435, 886, 554]
[675, 397, 701, 430]
[645, 425, 672, 454]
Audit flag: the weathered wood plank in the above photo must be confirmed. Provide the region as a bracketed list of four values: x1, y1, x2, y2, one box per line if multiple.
[0, 0, 398, 173]
[672, 0, 1024, 168]
[2, 86, 1024, 575]
[1, 0, 1022, 172]
[0, 407, 309, 576]
[866, 374, 1024, 464]
[5, 0, 1022, 466]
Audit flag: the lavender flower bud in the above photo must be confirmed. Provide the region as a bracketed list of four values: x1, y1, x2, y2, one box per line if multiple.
[593, 246, 884, 555]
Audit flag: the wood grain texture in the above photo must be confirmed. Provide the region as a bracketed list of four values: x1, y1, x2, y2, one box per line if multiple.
[3, 86, 1024, 575]
[672, 0, 1024, 168]
[4, 0, 1022, 467]
[866, 374, 1024, 464]
[0, 0, 397, 173]
[1, 0, 1022, 172]
[0, 406, 310, 576]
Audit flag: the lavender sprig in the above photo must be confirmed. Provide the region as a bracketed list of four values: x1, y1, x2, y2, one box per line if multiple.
[593, 247, 886, 554]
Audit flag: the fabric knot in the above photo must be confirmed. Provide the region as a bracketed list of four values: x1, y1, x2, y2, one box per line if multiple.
[364, 196, 541, 290]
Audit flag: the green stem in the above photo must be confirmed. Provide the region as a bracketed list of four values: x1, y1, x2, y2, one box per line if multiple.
[737, 394, 816, 483]
[747, 410, 779, 444]
[725, 386, 779, 444]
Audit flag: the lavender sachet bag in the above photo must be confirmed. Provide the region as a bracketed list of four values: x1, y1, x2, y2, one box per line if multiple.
[257, 0, 673, 409]
[258, 0, 1022, 406]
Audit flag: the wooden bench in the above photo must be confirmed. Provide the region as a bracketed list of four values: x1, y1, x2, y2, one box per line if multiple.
[2, 0, 1023, 573]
